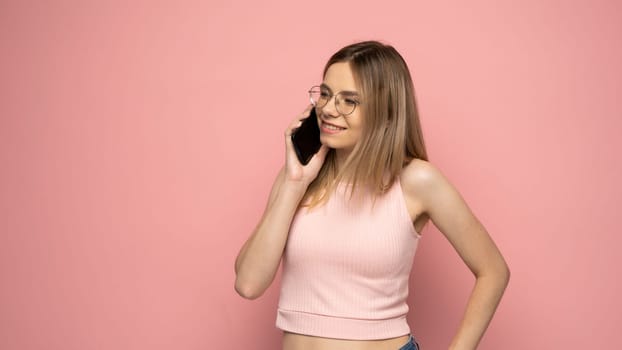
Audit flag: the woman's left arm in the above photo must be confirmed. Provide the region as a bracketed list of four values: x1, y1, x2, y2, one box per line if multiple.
[403, 161, 510, 350]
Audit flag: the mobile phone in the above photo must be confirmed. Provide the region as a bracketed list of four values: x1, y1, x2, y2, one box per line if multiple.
[291, 107, 321, 165]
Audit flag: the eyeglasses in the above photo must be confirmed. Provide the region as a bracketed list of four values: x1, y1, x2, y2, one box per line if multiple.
[308, 85, 360, 116]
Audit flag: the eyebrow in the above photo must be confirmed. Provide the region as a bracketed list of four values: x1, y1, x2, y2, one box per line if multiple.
[320, 83, 360, 97]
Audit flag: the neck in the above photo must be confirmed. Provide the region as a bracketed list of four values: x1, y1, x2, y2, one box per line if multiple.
[334, 148, 353, 173]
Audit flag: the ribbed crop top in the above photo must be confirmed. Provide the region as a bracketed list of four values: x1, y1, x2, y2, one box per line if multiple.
[276, 178, 421, 340]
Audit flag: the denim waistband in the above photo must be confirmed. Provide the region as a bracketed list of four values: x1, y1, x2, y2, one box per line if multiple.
[398, 334, 420, 350]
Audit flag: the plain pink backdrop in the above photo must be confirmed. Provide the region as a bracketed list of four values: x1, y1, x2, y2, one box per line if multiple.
[1, 0, 620, 349]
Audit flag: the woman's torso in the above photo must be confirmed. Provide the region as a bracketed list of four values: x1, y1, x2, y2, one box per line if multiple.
[280, 167, 429, 350]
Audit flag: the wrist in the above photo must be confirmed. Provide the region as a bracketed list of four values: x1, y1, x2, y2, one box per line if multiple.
[281, 178, 310, 197]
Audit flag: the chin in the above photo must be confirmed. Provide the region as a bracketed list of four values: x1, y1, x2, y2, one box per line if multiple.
[319, 137, 353, 152]
[319, 135, 338, 148]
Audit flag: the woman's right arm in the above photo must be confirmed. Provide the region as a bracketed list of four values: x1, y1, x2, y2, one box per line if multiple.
[234, 107, 328, 299]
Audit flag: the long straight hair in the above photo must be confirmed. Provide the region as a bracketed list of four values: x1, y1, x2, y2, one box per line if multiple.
[304, 41, 428, 207]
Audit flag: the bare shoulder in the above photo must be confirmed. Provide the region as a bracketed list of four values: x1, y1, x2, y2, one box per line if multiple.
[400, 159, 445, 195]
[400, 159, 458, 210]
[398, 159, 447, 232]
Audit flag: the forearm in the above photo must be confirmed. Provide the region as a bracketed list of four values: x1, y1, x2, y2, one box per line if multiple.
[234, 180, 307, 299]
[449, 268, 510, 350]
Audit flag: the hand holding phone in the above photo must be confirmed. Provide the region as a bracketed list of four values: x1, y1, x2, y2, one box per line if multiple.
[291, 107, 322, 165]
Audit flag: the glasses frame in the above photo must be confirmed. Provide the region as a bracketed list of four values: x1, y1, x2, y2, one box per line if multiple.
[308, 85, 360, 117]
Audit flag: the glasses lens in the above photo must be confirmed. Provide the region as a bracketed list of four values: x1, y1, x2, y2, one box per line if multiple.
[335, 93, 357, 116]
[309, 87, 324, 107]
[309, 86, 358, 115]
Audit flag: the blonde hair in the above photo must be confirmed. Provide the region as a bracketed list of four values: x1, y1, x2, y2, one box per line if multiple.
[305, 40, 428, 207]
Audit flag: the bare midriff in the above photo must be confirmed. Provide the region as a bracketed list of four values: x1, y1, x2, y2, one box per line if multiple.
[282, 332, 411, 350]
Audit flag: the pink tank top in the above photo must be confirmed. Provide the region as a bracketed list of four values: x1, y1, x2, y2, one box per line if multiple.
[276, 178, 421, 340]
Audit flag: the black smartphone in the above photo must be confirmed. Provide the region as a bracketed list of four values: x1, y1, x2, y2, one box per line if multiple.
[291, 107, 321, 165]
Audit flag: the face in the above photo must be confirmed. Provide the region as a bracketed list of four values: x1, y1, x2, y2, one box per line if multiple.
[316, 62, 364, 156]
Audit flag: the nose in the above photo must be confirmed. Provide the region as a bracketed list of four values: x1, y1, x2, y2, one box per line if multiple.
[320, 95, 340, 118]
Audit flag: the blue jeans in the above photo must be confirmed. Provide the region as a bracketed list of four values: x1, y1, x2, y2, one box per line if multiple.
[398, 334, 420, 350]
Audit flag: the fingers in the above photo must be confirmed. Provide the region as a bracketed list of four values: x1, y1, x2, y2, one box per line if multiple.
[285, 119, 302, 137]
[284, 104, 314, 137]
[300, 104, 314, 119]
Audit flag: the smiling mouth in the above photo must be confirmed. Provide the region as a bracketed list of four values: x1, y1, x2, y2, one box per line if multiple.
[321, 121, 346, 131]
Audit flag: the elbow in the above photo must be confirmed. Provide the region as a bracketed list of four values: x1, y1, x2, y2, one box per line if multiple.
[234, 278, 265, 300]
[494, 261, 511, 289]
[476, 260, 511, 288]
[502, 263, 511, 286]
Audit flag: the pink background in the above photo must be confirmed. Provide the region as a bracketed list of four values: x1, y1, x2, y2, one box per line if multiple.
[1, 1, 620, 349]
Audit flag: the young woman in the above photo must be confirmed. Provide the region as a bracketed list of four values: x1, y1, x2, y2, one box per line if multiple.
[234, 41, 510, 350]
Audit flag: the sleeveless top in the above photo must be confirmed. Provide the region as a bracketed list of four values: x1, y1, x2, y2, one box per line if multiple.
[276, 178, 421, 340]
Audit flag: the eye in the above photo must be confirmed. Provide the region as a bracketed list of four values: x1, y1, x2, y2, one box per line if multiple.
[320, 91, 331, 98]
[344, 98, 359, 106]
